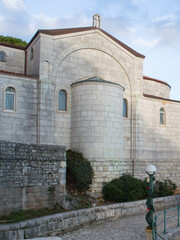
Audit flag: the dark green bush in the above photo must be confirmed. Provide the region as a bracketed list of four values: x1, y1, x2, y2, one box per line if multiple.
[102, 174, 147, 203]
[155, 179, 177, 197]
[66, 149, 94, 192]
[0, 35, 27, 47]
[103, 174, 177, 203]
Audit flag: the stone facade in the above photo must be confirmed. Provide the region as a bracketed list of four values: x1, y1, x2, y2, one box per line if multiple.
[0, 74, 38, 143]
[0, 23, 180, 193]
[0, 43, 25, 74]
[0, 141, 66, 216]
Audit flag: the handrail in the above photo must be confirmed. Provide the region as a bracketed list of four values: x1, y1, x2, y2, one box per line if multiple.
[153, 205, 180, 240]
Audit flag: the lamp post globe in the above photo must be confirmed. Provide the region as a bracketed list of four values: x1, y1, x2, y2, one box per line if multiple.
[146, 164, 157, 176]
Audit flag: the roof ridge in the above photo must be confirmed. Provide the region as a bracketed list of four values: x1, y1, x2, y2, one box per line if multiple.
[27, 26, 145, 58]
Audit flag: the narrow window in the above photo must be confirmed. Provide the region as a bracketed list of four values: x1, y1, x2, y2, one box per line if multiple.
[30, 48, 34, 60]
[0, 51, 7, 62]
[5, 87, 16, 111]
[123, 98, 128, 118]
[160, 107, 165, 125]
[58, 89, 67, 111]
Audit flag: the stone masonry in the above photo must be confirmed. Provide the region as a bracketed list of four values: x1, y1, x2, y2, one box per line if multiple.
[0, 141, 66, 216]
[0, 20, 180, 193]
[0, 195, 180, 240]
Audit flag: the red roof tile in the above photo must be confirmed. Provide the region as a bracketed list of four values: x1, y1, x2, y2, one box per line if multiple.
[143, 75, 171, 88]
[0, 42, 25, 50]
[0, 70, 37, 79]
[143, 94, 180, 103]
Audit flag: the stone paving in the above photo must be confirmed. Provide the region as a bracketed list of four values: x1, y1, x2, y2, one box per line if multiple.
[60, 209, 180, 240]
[60, 214, 147, 240]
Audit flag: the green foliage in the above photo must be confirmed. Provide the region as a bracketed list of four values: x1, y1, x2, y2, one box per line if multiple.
[103, 175, 177, 203]
[155, 179, 177, 197]
[66, 149, 94, 192]
[102, 174, 147, 203]
[0, 35, 27, 47]
[0, 208, 62, 224]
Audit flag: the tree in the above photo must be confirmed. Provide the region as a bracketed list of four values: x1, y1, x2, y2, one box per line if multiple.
[0, 35, 27, 47]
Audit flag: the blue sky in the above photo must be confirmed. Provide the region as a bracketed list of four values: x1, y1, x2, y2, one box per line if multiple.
[0, 0, 180, 100]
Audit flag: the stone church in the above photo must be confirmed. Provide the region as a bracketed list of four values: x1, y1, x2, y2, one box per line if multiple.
[1, 15, 180, 192]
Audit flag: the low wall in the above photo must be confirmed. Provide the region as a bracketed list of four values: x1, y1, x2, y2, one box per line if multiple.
[1, 195, 180, 240]
[0, 141, 66, 216]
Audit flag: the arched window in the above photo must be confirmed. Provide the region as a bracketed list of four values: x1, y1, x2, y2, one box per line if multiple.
[5, 86, 16, 111]
[58, 89, 67, 111]
[123, 98, 128, 118]
[160, 107, 165, 125]
[0, 51, 7, 62]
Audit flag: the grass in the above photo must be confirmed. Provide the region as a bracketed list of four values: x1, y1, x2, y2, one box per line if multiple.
[0, 189, 93, 224]
[0, 208, 64, 224]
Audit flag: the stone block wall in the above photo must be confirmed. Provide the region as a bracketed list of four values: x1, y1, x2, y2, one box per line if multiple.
[0, 141, 66, 216]
[0, 194, 180, 240]
[0, 74, 38, 144]
[71, 79, 124, 192]
[134, 95, 180, 184]
[0, 45, 25, 74]
[143, 79, 170, 99]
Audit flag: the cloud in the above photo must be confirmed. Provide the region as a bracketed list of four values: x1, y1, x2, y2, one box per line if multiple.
[27, 12, 92, 37]
[1, 0, 25, 11]
[0, 15, 5, 23]
[152, 14, 175, 23]
[29, 14, 59, 33]
[149, 13, 180, 48]
[133, 37, 160, 48]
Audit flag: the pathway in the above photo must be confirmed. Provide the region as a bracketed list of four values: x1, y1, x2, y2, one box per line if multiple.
[60, 209, 180, 240]
[60, 213, 147, 240]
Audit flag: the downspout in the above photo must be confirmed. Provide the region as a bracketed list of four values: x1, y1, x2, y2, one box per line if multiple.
[24, 49, 27, 75]
[37, 79, 41, 145]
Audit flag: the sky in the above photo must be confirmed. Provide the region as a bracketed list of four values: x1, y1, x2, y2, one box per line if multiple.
[0, 0, 180, 100]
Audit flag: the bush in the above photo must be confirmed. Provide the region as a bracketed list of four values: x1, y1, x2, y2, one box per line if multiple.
[0, 35, 27, 47]
[66, 150, 94, 192]
[102, 174, 147, 203]
[155, 179, 177, 197]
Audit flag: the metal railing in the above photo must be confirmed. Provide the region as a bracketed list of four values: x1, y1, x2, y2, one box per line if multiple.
[153, 205, 180, 240]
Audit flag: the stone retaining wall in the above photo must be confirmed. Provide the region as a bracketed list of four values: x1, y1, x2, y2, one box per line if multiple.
[1, 195, 180, 240]
[0, 141, 66, 216]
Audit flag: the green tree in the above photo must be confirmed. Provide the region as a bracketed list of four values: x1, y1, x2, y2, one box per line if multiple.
[0, 35, 27, 47]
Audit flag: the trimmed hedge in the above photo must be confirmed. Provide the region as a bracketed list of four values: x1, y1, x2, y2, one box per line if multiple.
[66, 150, 94, 192]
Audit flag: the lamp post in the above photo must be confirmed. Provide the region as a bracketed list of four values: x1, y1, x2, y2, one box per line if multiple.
[145, 165, 157, 239]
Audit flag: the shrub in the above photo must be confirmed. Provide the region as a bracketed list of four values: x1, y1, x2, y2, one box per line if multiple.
[102, 174, 147, 203]
[66, 149, 94, 192]
[155, 179, 177, 197]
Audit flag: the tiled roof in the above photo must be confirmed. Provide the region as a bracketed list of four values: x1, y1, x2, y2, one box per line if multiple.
[71, 76, 125, 90]
[0, 42, 25, 50]
[143, 75, 171, 88]
[0, 70, 37, 79]
[143, 94, 180, 103]
[28, 26, 145, 58]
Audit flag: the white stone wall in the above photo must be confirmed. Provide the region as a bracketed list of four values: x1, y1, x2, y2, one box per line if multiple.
[0, 45, 25, 74]
[2, 28, 180, 193]
[143, 79, 170, 98]
[134, 95, 180, 184]
[71, 80, 124, 192]
[0, 73, 38, 143]
[26, 36, 40, 77]
[37, 30, 143, 156]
